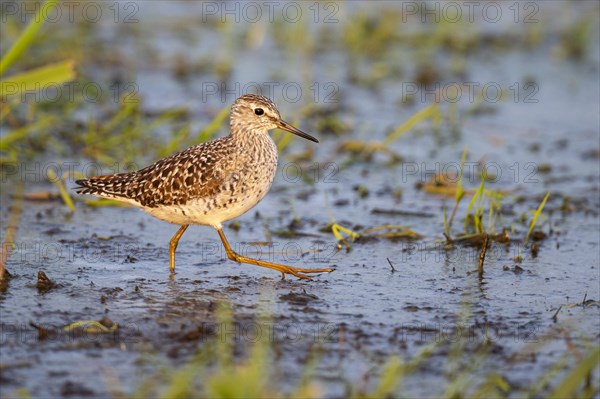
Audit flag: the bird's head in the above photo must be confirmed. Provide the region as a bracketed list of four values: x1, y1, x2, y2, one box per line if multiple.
[230, 94, 318, 143]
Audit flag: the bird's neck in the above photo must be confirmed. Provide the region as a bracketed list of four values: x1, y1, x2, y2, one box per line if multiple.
[229, 126, 277, 159]
[229, 123, 265, 143]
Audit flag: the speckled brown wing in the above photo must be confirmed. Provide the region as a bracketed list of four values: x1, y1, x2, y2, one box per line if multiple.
[134, 141, 232, 207]
[75, 137, 236, 208]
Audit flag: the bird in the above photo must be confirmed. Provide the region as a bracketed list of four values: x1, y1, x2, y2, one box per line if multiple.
[75, 94, 334, 281]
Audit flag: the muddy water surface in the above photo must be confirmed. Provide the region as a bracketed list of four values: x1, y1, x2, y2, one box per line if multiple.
[1, 1, 599, 398]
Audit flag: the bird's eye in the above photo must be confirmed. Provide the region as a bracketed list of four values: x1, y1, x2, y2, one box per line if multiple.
[254, 108, 264, 116]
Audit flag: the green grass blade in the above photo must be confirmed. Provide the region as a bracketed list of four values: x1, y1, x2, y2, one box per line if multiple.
[274, 128, 294, 152]
[525, 192, 550, 244]
[464, 176, 485, 232]
[99, 99, 138, 134]
[332, 223, 360, 242]
[0, 60, 75, 97]
[455, 146, 467, 203]
[443, 207, 450, 239]
[79, 198, 131, 208]
[196, 105, 230, 142]
[158, 125, 190, 158]
[274, 118, 304, 152]
[487, 200, 494, 234]
[527, 353, 570, 397]
[548, 346, 600, 399]
[384, 103, 442, 146]
[0, 115, 56, 151]
[447, 146, 468, 233]
[371, 357, 404, 398]
[362, 224, 422, 239]
[0, 0, 58, 76]
[47, 169, 75, 213]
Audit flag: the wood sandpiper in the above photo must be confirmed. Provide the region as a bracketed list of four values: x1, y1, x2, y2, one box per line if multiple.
[75, 94, 334, 281]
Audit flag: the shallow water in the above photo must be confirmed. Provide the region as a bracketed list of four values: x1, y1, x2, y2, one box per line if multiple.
[1, 1, 599, 397]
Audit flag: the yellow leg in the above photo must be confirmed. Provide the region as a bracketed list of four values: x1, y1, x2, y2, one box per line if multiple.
[216, 228, 333, 281]
[169, 225, 189, 273]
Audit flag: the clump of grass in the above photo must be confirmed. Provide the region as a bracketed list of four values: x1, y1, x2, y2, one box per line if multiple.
[1, 0, 192, 178]
[325, 222, 421, 251]
[433, 148, 506, 243]
[325, 194, 420, 250]
[0, 0, 76, 164]
[0, 0, 74, 78]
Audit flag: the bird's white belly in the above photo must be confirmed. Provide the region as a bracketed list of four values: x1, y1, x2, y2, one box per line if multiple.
[143, 175, 274, 228]
[145, 200, 246, 227]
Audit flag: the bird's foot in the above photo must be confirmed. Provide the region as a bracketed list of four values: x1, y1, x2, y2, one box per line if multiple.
[276, 265, 335, 281]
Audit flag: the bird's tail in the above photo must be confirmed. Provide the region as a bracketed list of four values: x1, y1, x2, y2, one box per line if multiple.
[74, 173, 137, 201]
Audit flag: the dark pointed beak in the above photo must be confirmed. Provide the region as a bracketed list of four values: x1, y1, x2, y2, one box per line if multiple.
[277, 119, 319, 143]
